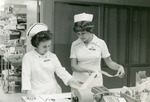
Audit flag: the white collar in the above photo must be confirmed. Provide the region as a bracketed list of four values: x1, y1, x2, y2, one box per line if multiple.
[75, 34, 99, 45]
[33, 49, 48, 58]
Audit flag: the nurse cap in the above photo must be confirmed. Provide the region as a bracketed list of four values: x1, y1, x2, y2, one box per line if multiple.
[74, 12, 93, 23]
[27, 23, 48, 38]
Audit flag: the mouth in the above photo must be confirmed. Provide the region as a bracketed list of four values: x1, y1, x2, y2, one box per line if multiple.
[80, 38, 85, 41]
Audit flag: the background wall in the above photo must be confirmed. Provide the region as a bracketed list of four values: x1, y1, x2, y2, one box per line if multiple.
[41, 0, 150, 92]
[53, 2, 150, 92]
[26, 1, 38, 52]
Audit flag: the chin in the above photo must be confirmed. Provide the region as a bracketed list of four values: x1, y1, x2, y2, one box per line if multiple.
[83, 40, 87, 43]
[40, 52, 46, 55]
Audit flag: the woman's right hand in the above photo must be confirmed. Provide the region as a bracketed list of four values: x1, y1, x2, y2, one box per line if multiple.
[68, 77, 81, 87]
[27, 90, 36, 100]
[87, 69, 96, 75]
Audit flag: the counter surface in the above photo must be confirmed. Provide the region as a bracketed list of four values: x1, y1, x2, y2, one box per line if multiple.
[21, 88, 124, 102]
[22, 93, 71, 102]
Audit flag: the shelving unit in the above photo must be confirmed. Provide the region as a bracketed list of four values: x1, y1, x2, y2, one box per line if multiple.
[1, 53, 24, 93]
[0, 4, 27, 93]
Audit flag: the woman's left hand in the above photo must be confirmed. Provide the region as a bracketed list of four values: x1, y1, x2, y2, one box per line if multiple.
[116, 65, 125, 78]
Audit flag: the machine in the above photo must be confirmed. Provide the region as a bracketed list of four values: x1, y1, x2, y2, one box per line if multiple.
[71, 72, 120, 102]
[71, 86, 119, 102]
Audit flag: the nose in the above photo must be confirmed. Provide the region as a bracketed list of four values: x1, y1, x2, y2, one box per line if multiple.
[78, 34, 83, 38]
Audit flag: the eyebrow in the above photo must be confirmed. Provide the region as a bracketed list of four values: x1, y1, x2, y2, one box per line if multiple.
[43, 45, 47, 48]
[43, 45, 50, 47]
[77, 32, 86, 34]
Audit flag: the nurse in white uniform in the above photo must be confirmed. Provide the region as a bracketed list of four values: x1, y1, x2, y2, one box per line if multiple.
[22, 23, 79, 100]
[70, 13, 125, 87]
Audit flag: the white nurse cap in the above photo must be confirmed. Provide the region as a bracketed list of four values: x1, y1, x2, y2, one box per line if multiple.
[27, 23, 48, 38]
[74, 12, 93, 23]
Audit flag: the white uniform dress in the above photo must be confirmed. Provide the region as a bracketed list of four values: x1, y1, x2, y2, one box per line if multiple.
[22, 50, 72, 95]
[70, 34, 110, 87]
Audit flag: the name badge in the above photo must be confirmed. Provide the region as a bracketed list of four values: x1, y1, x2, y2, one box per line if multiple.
[89, 46, 96, 51]
[43, 59, 50, 62]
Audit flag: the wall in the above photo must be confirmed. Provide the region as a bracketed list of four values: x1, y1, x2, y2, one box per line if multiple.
[41, 0, 150, 91]
[40, 0, 54, 52]
[26, 1, 38, 52]
[53, 2, 150, 90]
[55, 0, 150, 7]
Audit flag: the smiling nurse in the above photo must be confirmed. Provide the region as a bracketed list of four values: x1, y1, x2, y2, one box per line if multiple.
[70, 13, 125, 87]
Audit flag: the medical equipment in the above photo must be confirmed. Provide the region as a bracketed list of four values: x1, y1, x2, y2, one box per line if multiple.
[71, 72, 120, 102]
[71, 86, 120, 102]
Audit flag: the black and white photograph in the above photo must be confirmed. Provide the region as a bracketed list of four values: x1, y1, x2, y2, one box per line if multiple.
[0, 0, 150, 102]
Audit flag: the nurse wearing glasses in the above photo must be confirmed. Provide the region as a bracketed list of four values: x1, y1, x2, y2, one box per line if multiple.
[70, 13, 125, 87]
[22, 23, 79, 100]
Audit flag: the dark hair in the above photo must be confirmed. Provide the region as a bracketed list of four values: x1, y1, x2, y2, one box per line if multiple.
[31, 30, 53, 47]
[73, 21, 94, 33]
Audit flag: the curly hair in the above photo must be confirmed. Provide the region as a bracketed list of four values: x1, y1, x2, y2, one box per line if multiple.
[31, 30, 53, 47]
[73, 21, 94, 33]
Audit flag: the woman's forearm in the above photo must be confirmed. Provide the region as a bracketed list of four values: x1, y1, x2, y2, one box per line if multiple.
[104, 56, 122, 70]
[107, 61, 122, 71]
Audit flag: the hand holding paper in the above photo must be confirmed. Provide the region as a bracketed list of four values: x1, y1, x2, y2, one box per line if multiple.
[116, 65, 125, 78]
